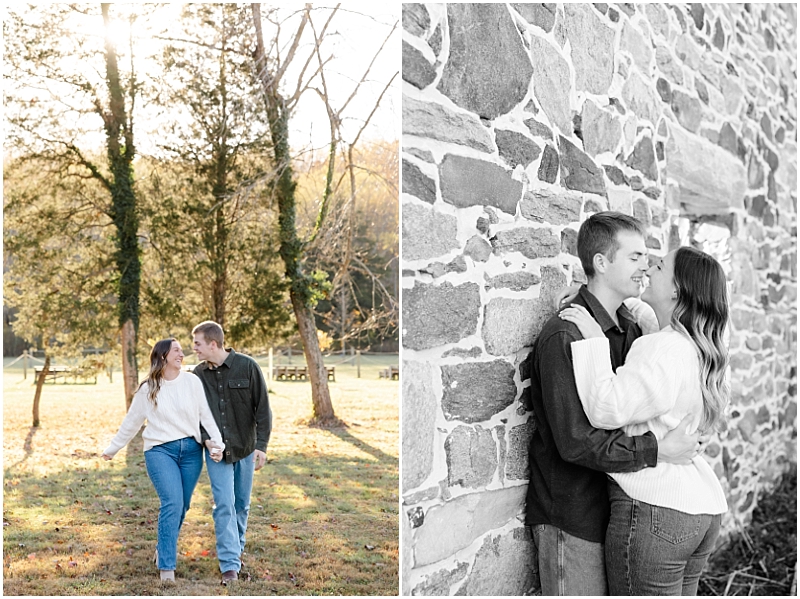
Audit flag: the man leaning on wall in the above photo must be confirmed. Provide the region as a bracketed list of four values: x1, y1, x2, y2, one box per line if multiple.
[525, 212, 708, 595]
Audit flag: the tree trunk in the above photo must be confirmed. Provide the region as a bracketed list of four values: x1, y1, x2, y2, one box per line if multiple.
[102, 3, 140, 409]
[292, 293, 335, 421]
[251, 3, 335, 423]
[121, 319, 138, 410]
[32, 355, 50, 427]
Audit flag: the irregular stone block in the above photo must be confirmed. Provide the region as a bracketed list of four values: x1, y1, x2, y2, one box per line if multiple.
[622, 71, 661, 126]
[485, 271, 541, 292]
[413, 486, 528, 566]
[524, 117, 554, 140]
[445, 425, 498, 488]
[402, 202, 459, 261]
[406, 147, 435, 163]
[440, 154, 522, 215]
[529, 35, 572, 135]
[512, 3, 556, 32]
[464, 235, 493, 263]
[403, 95, 494, 154]
[442, 346, 483, 359]
[403, 159, 436, 204]
[671, 88, 703, 133]
[496, 129, 542, 168]
[582, 99, 622, 157]
[664, 123, 747, 214]
[655, 44, 684, 85]
[441, 360, 517, 423]
[412, 562, 469, 596]
[429, 23, 442, 57]
[520, 188, 583, 225]
[538, 143, 560, 183]
[620, 20, 653, 74]
[491, 227, 561, 260]
[562, 227, 578, 256]
[402, 361, 439, 491]
[483, 297, 548, 355]
[402, 40, 437, 90]
[626, 134, 659, 181]
[438, 4, 533, 120]
[564, 4, 615, 94]
[559, 136, 607, 196]
[603, 165, 629, 186]
[506, 419, 536, 480]
[403, 3, 430, 37]
[457, 527, 538, 595]
[402, 281, 481, 350]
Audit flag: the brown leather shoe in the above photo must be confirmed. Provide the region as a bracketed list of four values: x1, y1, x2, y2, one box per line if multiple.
[221, 570, 238, 585]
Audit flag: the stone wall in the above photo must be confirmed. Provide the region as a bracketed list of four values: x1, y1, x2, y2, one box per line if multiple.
[400, 3, 796, 595]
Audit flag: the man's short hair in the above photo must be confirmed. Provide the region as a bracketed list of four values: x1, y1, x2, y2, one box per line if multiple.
[192, 321, 224, 349]
[578, 212, 647, 279]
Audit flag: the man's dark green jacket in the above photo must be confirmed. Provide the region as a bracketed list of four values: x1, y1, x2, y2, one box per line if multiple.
[194, 348, 272, 463]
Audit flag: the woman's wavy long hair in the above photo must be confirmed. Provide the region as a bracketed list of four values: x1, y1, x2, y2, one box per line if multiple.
[670, 247, 730, 433]
[137, 338, 177, 407]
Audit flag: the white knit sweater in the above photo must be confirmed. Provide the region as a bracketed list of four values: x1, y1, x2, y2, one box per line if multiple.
[571, 327, 727, 515]
[104, 370, 224, 457]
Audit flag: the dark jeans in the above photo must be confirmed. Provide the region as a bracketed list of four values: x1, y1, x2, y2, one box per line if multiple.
[605, 479, 722, 595]
[532, 523, 608, 596]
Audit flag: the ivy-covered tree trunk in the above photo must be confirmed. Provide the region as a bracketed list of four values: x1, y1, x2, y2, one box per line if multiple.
[32, 355, 50, 427]
[102, 3, 140, 409]
[251, 4, 335, 423]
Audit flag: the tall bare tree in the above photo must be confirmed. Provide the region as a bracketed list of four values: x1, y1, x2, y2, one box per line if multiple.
[250, 4, 397, 423]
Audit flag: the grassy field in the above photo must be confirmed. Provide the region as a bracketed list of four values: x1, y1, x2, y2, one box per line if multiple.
[3, 354, 399, 596]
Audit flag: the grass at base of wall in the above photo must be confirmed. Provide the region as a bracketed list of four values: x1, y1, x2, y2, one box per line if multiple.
[699, 468, 796, 596]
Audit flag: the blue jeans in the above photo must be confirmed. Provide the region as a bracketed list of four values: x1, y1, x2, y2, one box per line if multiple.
[205, 450, 256, 573]
[144, 438, 204, 571]
[606, 479, 722, 595]
[532, 523, 608, 595]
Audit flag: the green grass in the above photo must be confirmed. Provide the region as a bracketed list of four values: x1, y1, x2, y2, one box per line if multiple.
[3, 357, 399, 595]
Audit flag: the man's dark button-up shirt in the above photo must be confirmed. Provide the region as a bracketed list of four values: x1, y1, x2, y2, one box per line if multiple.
[194, 349, 272, 464]
[525, 285, 658, 543]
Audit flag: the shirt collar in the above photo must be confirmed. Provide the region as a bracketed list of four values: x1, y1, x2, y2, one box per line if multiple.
[208, 348, 236, 370]
[577, 285, 636, 334]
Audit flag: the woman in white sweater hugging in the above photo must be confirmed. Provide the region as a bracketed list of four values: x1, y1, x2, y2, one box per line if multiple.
[102, 338, 224, 583]
[559, 246, 729, 596]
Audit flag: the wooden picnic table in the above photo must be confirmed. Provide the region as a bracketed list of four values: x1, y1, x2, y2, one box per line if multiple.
[33, 365, 97, 384]
[273, 365, 335, 382]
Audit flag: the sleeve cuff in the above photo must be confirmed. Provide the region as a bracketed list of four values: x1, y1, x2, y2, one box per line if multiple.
[638, 431, 659, 468]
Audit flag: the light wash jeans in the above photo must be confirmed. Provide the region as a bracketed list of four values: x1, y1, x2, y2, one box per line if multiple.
[205, 450, 256, 573]
[605, 479, 722, 595]
[532, 523, 608, 595]
[143, 437, 204, 571]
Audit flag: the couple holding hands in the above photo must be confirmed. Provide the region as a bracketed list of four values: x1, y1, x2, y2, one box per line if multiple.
[102, 321, 271, 585]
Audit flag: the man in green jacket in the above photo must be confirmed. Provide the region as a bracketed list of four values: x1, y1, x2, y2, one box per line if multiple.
[192, 321, 272, 584]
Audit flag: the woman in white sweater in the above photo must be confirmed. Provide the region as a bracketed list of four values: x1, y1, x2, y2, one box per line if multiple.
[103, 338, 224, 582]
[559, 246, 729, 595]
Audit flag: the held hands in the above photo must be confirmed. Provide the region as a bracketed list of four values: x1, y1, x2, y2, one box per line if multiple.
[205, 439, 224, 462]
[254, 449, 267, 471]
[102, 454, 112, 461]
[658, 413, 711, 465]
[558, 304, 604, 339]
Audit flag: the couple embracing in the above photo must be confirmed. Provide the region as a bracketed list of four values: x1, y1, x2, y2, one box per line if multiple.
[527, 212, 729, 596]
[102, 321, 271, 585]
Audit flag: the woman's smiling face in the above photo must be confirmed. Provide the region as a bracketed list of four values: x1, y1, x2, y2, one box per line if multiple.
[642, 250, 677, 307]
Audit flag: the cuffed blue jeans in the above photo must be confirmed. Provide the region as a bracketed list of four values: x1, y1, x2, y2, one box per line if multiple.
[606, 479, 722, 595]
[143, 437, 204, 571]
[532, 523, 608, 595]
[205, 450, 255, 573]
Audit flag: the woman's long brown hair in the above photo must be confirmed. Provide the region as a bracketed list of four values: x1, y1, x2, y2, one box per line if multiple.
[136, 338, 177, 407]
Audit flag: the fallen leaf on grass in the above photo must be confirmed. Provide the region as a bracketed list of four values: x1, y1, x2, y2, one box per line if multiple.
[27, 553, 36, 560]
[365, 545, 375, 550]
[68, 561, 78, 568]
[270, 523, 280, 530]
[201, 549, 210, 557]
